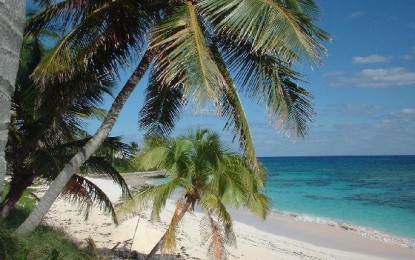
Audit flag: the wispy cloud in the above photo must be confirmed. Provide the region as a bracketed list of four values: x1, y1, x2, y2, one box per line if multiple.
[255, 107, 415, 156]
[327, 67, 415, 88]
[352, 55, 389, 64]
[346, 11, 364, 20]
[322, 104, 383, 117]
[383, 108, 415, 124]
[403, 54, 413, 60]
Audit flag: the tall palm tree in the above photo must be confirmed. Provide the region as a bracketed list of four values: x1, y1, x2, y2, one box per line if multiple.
[118, 129, 270, 259]
[0, 0, 26, 202]
[0, 34, 131, 220]
[16, 0, 329, 233]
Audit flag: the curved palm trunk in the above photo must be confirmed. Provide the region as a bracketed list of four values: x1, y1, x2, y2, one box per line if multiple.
[15, 50, 153, 234]
[146, 199, 190, 260]
[0, 0, 25, 201]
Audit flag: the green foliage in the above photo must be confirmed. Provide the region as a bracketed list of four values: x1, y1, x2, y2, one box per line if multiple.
[0, 188, 95, 260]
[3, 33, 131, 222]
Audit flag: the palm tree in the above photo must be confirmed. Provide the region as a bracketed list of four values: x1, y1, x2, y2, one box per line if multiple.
[118, 129, 270, 259]
[0, 35, 131, 221]
[16, 0, 329, 233]
[0, 0, 26, 202]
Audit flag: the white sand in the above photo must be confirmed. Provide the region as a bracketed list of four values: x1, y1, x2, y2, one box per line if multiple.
[40, 177, 415, 260]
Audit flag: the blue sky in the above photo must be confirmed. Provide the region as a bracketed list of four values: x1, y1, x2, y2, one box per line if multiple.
[84, 0, 415, 156]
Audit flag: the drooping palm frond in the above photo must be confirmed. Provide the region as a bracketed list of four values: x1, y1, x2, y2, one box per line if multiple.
[62, 174, 119, 224]
[216, 35, 315, 137]
[29, 0, 154, 84]
[200, 214, 228, 260]
[116, 178, 192, 220]
[246, 192, 271, 219]
[139, 73, 185, 136]
[82, 157, 130, 196]
[199, 194, 236, 246]
[198, 0, 330, 63]
[205, 36, 258, 169]
[150, 2, 227, 108]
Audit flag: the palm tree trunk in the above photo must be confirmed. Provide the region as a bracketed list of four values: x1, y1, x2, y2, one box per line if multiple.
[145, 200, 190, 260]
[0, 0, 26, 202]
[15, 50, 153, 234]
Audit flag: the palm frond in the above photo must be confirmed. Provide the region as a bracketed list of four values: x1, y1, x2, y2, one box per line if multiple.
[62, 174, 119, 224]
[136, 146, 170, 171]
[83, 157, 130, 196]
[30, 0, 153, 84]
[200, 214, 228, 260]
[198, 0, 330, 63]
[246, 192, 271, 219]
[150, 2, 227, 108]
[199, 194, 236, 246]
[117, 178, 191, 220]
[27, 148, 61, 180]
[218, 36, 315, 137]
[205, 36, 258, 169]
[139, 72, 185, 136]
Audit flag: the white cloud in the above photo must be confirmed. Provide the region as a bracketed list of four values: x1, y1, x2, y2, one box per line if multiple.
[352, 55, 389, 64]
[322, 104, 383, 116]
[346, 12, 364, 20]
[384, 108, 415, 124]
[327, 67, 415, 88]
[403, 54, 413, 60]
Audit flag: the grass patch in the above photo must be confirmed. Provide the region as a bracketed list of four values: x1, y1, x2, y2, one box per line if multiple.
[0, 185, 96, 260]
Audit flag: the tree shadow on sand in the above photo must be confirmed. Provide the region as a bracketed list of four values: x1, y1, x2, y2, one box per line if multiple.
[97, 246, 201, 259]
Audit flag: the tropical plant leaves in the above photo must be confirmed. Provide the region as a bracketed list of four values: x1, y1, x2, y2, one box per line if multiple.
[198, 0, 330, 63]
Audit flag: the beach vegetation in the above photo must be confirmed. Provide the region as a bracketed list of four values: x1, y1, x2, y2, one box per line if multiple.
[17, 0, 329, 233]
[118, 129, 270, 259]
[0, 184, 96, 259]
[0, 34, 131, 222]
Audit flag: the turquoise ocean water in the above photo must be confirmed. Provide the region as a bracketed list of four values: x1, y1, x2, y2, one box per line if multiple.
[260, 156, 415, 239]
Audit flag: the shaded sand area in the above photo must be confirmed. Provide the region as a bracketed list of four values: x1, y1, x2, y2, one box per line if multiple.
[37, 175, 415, 259]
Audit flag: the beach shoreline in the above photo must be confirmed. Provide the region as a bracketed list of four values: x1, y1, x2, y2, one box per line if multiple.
[38, 175, 415, 259]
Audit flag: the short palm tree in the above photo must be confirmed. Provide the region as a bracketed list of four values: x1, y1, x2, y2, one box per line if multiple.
[0, 34, 131, 221]
[118, 129, 270, 259]
[17, 0, 329, 233]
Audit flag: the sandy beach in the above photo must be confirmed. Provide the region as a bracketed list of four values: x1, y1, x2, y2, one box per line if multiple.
[39, 175, 415, 259]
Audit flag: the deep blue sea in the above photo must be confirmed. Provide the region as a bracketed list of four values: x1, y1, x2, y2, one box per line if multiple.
[260, 156, 415, 239]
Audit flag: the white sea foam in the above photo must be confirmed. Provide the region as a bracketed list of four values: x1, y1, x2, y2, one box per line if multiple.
[272, 209, 415, 249]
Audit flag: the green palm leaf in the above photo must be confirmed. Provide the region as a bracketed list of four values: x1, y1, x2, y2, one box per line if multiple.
[198, 0, 330, 63]
[30, 0, 152, 83]
[150, 3, 227, 107]
[218, 36, 315, 137]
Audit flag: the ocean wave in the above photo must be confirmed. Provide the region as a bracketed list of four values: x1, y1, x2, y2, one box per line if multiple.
[271, 209, 415, 249]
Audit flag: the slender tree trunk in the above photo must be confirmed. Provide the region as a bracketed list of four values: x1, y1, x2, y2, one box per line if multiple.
[0, 0, 26, 202]
[146, 200, 190, 260]
[15, 50, 153, 234]
[0, 174, 35, 219]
